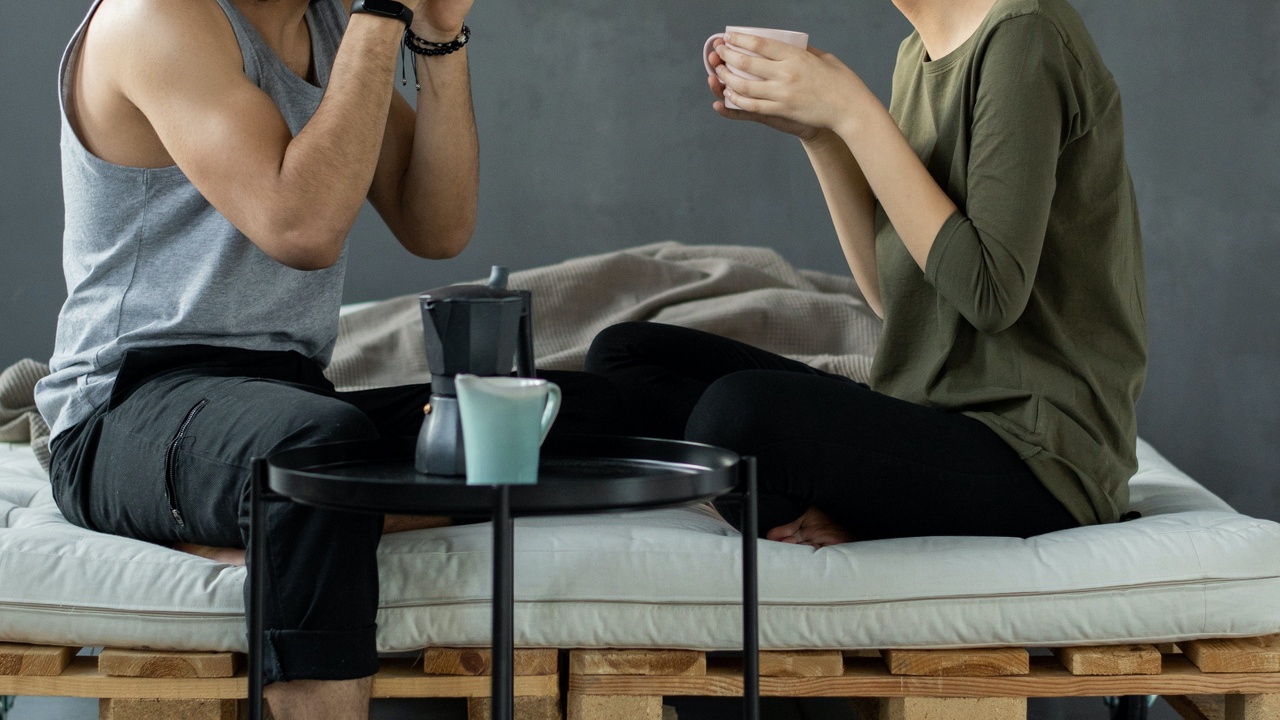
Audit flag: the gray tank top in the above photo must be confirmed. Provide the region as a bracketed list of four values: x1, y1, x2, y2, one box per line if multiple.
[37, 0, 351, 439]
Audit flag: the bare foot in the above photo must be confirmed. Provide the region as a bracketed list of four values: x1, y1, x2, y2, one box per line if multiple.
[173, 543, 246, 566]
[766, 506, 856, 548]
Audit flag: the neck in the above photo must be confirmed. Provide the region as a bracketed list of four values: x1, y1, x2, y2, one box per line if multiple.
[893, 0, 999, 61]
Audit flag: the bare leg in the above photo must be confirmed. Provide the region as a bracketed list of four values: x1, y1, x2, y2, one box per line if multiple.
[172, 542, 248, 566]
[265, 676, 372, 720]
[382, 514, 453, 533]
[766, 505, 856, 548]
[173, 515, 453, 567]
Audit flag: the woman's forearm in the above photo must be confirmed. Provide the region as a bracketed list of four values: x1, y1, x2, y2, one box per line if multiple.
[802, 129, 884, 317]
[832, 104, 957, 272]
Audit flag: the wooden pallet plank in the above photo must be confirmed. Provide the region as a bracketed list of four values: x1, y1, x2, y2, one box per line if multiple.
[569, 650, 705, 677]
[1184, 636, 1280, 674]
[373, 659, 559, 698]
[0, 643, 78, 676]
[422, 648, 558, 677]
[98, 698, 240, 720]
[1224, 694, 1280, 720]
[1164, 695, 1225, 720]
[567, 693, 662, 720]
[1053, 645, 1162, 676]
[882, 696, 1026, 720]
[466, 695, 561, 720]
[759, 651, 844, 678]
[567, 656, 1280, 698]
[98, 649, 239, 679]
[0, 656, 555, 699]
[883, 648, 1029, 677]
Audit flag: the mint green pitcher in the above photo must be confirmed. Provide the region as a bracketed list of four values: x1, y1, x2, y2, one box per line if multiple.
[455, 375, 562, 486]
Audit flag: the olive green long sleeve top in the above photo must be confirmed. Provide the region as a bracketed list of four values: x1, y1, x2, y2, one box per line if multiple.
[870, 0, 1148, 525]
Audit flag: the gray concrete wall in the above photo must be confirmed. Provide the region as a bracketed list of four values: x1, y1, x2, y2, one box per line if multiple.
[3, 0, 1277, 528]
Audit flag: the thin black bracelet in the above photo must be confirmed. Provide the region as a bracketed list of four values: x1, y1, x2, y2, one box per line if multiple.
[401, 25, 470, 89]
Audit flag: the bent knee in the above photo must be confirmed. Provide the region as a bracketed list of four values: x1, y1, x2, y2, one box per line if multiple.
[685, 371, 778, 451]
[583, 322, 655, 375]
[271, 400, 379, 454]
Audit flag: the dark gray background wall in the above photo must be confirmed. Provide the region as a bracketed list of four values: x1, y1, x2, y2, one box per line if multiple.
[2, 0, 1276, 520]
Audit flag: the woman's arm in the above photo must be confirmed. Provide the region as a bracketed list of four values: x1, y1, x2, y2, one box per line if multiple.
[707, 43, 883, 314]
[716, 18, 1071, 333]
[715, 41, 956, 270]
[800, 129, 884, 317]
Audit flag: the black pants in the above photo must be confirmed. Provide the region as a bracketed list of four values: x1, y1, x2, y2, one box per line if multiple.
[584, 322, 1079, 540]
[48, 345, 623, 684]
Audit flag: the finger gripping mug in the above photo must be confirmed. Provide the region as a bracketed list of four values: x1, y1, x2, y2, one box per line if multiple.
[456, 375, 562, 486]
[702, 26, 810, 110]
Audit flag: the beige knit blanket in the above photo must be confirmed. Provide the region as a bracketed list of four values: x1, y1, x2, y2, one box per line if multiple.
[0, 359, 52, 470]
[1, 242, 882, 471]
[326, 242, 881, 390]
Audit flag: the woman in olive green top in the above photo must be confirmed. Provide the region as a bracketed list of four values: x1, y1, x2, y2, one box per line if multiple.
[584, 0, 1146, 546]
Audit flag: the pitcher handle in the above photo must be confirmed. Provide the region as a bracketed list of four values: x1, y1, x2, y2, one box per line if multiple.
[539, 382, 562, 443]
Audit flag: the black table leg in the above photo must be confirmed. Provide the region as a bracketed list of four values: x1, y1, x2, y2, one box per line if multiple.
[248, 458, 268, 720]
[741, 456, 759, 720]
[492, 485, 514, 720]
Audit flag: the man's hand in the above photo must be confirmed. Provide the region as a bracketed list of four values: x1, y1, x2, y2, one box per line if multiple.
[363, 0, 480, 261]
[411, 0, 475, 42]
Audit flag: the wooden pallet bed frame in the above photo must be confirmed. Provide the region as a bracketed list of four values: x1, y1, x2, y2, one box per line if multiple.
[562, 638, 1280, 720]
[3, 636, 1279, 719]
[0, 645, 559, 720]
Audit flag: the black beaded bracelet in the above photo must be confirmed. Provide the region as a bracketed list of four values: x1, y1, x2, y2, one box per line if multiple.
[405, 25, 470, 56]
[400, 25, 470, 89]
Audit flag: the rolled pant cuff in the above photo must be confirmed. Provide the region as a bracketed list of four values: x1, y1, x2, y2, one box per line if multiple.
[264, 623, 379, 683]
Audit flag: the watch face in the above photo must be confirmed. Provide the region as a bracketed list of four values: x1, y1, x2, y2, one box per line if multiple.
[357, 0, 409, 19]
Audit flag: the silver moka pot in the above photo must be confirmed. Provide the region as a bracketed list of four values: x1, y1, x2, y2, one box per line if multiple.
[415, 266, 535, 475]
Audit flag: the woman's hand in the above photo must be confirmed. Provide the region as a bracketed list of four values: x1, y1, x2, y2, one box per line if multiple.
[707, 38, 822, 142]
[713, 34, 872, 136]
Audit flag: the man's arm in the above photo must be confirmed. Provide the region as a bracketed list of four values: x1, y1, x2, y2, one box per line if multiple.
[365, 14, 479, 260]
[104, 0, 408, 270]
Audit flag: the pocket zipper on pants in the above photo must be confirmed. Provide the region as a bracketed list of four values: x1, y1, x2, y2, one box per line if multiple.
[164, 399, 208, 528]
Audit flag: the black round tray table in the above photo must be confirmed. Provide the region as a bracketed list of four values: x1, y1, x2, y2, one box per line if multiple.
[248, 435, 760, 720]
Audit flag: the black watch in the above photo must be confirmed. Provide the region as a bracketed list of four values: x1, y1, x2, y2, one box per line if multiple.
[351, 0, 414, 27]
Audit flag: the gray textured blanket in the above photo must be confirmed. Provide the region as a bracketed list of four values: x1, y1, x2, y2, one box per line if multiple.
[2, 243, 881, 471]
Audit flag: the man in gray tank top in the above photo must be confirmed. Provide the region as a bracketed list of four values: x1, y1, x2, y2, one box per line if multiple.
[37, 1, 583, 717]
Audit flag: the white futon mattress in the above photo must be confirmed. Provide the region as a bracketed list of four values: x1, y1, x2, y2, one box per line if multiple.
[1, 439, 1278, 653]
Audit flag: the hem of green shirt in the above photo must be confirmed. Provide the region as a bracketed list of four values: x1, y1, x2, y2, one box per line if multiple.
[923, 210, 968, 287]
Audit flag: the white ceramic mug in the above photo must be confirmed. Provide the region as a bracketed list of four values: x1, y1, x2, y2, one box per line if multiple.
[456, 375, 561, 486]
[703, 26, 810, 110]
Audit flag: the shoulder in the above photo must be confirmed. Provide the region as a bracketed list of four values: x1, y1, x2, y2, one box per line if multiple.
[87, 0, 243, 86]
[972, 1, 1120, 137]
[983, 1, 1074, 56]
[979, 0, 1113, 82]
